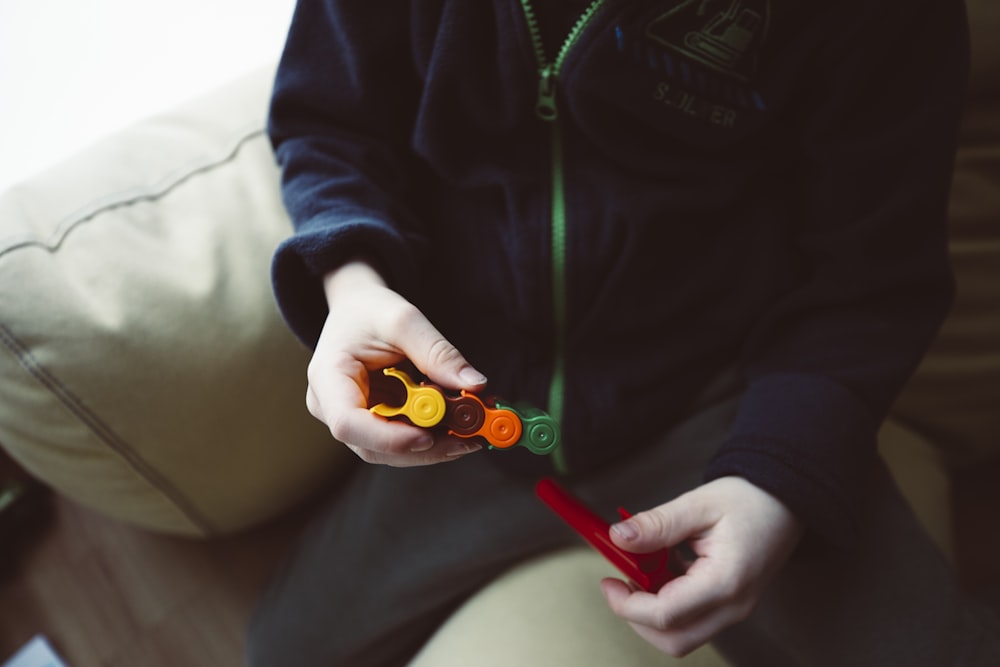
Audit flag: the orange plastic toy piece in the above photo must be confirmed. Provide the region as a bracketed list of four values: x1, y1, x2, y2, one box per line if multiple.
[447, 391, 523, 449]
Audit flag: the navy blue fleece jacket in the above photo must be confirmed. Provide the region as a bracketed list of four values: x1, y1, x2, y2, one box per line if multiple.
[268, 0, 968, 547]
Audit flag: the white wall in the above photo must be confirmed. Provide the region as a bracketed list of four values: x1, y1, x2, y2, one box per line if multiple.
[0, 0, 297, 193]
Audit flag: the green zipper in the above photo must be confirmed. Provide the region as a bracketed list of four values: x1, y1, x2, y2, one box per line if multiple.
[519, 0, 608, 475]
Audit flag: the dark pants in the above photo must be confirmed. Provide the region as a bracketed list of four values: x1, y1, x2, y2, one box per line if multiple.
[246, 398, 1000, 666]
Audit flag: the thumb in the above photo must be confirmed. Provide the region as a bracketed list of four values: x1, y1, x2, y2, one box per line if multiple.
[610, 494, 711, 554]
[398, 313, 488, 391]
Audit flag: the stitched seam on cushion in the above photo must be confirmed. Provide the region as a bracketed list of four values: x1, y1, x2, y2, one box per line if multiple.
[0, 322, 218, 535]
[0, 124, 267, 259]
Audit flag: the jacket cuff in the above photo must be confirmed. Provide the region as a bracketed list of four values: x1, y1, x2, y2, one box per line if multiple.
[270, 218, 419, 348]
[704, 373, 881, 548]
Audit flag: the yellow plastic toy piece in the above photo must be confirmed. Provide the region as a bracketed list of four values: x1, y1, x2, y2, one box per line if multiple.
[370, 367, 447, 428]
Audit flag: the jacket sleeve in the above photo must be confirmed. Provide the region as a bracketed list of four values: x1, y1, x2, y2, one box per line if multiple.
[704, 0, 969, 547]
[268, 0, 429, 347]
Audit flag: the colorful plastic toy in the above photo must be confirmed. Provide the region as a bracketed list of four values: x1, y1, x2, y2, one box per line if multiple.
[370, 367, 559, 455]
[535, 477, 681, 592]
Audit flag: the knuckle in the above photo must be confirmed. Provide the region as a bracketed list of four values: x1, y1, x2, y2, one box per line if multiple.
[383, 302, 423, 338]
[305, 365, 322, 392]
[651, 608, 678, 632]
[381, 303, 464, 372]
[327, 414, 353, 445]
[636, 509, 672, 541]
[424, 336, 462, 370]
[305, 388, 321, 419]
[309, 350, 357, 381]
[349, 445, 381, 465]
[716, 571, 749, 603]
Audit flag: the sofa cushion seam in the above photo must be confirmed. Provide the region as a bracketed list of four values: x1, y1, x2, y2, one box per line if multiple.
[0, 123, 267, 261]
[0, 322, 218, 535]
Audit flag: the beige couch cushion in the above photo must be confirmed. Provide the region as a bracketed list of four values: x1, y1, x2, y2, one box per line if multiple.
[0, 66, 344, 536]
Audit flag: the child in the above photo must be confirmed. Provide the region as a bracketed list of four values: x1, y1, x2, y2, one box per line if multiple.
[248, 0, 1000, 664]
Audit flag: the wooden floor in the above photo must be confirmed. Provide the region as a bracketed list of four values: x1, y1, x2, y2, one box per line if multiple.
[0, 463, 312, 667]
[2, 452, 999, 667]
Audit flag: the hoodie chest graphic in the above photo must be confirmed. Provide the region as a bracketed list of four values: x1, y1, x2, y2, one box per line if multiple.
[646, 0, 769, 82]
[615, 0, 771, 132]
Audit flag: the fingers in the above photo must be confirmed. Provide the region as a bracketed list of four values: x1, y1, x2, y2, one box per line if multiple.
[599, 479, 804, 657]
[602, 577, 745, 657]
[382, 302, 487, 391]
[309, 384, 482, 466]
[601, 555, 755, 633]
[310, 265, 489, 466]
[351, 301, 488, 464]
[340, 418, 483, 467]
[321, 261, 487, 392]
[609, 488, 717, 554]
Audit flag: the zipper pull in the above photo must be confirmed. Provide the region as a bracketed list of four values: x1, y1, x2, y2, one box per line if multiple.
[535, 66, 558, 122]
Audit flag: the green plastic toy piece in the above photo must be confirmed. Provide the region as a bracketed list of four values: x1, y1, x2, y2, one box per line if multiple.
[496, 401, 561, 455]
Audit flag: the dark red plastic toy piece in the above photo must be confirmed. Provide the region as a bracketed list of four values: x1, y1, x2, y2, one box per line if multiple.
[535, 478, 679, 593]
[442, 392, 486, 436]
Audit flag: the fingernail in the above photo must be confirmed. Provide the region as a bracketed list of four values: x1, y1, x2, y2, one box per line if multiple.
[611, 521, 639, 541]
[446, 442, 483, 457]
[410, 436, 435, 453]
[459, 367, 488, 386]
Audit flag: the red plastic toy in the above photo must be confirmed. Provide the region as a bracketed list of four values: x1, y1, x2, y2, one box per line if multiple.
[535, 477, 680, 593]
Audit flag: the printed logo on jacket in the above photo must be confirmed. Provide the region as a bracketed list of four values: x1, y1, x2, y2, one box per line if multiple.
[617, 0, 770, 130]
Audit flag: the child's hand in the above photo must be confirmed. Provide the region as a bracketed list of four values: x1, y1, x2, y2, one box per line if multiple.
[306, 260, 488, 466]
[600, 477, 803, 657]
